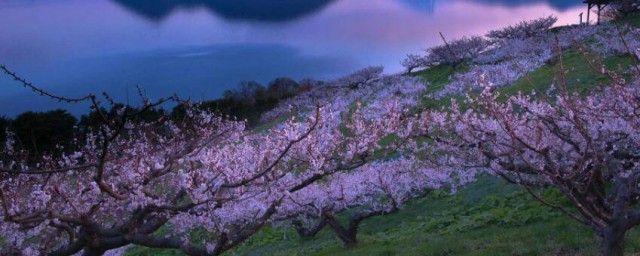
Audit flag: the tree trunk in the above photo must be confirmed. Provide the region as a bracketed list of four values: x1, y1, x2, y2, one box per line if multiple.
[330, 227, 357, 246]
[586, 4, 591, 26]
[292, 218, 327, 239]
[603, 225, 626, 256]
[325, 215, 358, 246]
[82, 248, 106, 256]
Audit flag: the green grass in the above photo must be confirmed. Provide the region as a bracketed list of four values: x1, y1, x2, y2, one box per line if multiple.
[415, 49, 636, 111]
[251, 113, 294, 133]
[230, 176, 640, 256]
[412, 64, 458, 94]
[410, 63, 469, 110]
[617, 13, 640, 27]
[499, 50, 635, 98]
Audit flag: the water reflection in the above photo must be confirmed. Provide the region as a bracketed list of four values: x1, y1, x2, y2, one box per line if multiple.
[112, 0, 335, 22]
[469, 0, 581, 11]
[399, 0, 582, 13]
[111, 0, 584, 21]
[0, 0, 585, 116]
[399, 0, 438, 13]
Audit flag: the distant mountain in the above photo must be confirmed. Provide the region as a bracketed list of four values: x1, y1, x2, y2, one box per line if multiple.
[471, 0, 582, 11]
[112, 0, 335, 22]
[399, 0, 582, 13]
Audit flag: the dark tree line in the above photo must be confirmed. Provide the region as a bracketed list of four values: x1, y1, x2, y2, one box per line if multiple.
[0, 110, 77, 159]
[0, 77, 316, 158]
[200, 77, 315, 126]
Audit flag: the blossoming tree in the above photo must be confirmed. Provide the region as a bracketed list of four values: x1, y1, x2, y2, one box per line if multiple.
[279, 156, 465, 246]
[414, 59, 640, 255]
[0, 65, 436, 255]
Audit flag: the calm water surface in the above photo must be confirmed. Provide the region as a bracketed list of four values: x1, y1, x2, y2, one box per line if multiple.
[0, 0, 585, 116]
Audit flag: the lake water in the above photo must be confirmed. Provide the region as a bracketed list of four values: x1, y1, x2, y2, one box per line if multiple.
[0, 0, 585, 116]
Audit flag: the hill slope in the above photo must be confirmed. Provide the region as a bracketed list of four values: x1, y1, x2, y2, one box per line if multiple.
[126, 14, 640, 256]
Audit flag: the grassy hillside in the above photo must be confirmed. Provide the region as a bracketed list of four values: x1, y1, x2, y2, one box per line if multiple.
[227, 177, 628, 256]
[417, 49, 634, 110]
[225, 21, 640, 256]
[133, 176, 610, 256]
[126, 15, 640, 256]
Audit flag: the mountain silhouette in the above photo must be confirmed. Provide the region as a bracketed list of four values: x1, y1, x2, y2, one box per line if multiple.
[471, 0, 582, 11]
[399, 0, 582, 13]
[112, 0, 335, 22]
